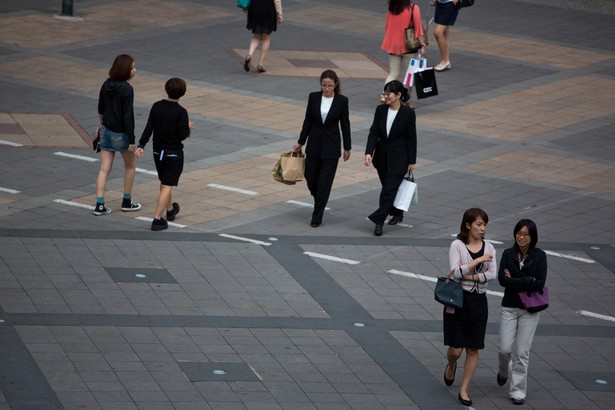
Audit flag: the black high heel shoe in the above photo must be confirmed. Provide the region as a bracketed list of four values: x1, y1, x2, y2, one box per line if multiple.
[458, 393, 472, 406]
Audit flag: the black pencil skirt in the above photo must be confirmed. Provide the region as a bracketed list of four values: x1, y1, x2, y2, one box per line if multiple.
[443, 290, 488, 349]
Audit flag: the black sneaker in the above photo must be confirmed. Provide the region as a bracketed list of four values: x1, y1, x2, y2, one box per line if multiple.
[93, 203, 111, 216]
[166, 202, 180, 221]
[121, 199, 142, 212]
[151, 218, 168, 231]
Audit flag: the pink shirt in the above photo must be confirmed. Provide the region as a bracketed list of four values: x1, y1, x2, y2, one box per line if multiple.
[381, 5, 425, 55]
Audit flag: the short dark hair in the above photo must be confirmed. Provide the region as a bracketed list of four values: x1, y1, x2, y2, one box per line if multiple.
[108, 54, 134, 81]
[165, 78, 186, 99]
[513, 219, 538, 254]
[320, 70, 341, 94]
[457, 208, 489, 244]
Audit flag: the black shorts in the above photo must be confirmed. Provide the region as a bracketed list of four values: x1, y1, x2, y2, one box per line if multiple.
[435, 1, 459, 26]
[153, 149, 184, 186]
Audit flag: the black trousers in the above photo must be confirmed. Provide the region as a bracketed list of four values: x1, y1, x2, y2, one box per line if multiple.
[368, 165, 405, 225]
[304, 156, 339, 224]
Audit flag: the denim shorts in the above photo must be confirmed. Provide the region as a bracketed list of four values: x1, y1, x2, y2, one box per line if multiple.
[435, 1, 459, 26]
[99, 126, 130, 152]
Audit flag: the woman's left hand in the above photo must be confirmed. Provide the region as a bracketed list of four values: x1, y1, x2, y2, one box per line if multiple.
[127, 144, 135, 152]
[343, 150, 350, 162]
[407, 164, 415, 172]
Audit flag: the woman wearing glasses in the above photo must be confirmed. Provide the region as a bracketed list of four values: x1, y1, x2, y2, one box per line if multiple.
[497, 219, 547, 406]
[291, 70, 351, 227]
[364, 80, 416, 236]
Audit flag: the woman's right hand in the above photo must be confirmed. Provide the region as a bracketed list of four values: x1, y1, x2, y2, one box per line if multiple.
[291, 143, 302, 152]
[364, 154, 372, 167]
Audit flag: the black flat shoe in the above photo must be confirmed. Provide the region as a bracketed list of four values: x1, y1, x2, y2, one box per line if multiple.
[458, 393, 472, 407]
[387, 215, 403, 225]
[374, 223, 383, 236]
[512, 397, 525, 405]
[310, 222, 320, 227]
[497, 372, 508, 386]
[243, 55, 251, 72]
[443, 362, 456, 386]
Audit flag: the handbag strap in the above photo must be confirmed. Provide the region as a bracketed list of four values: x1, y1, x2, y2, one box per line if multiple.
[406, 4, 415, 29]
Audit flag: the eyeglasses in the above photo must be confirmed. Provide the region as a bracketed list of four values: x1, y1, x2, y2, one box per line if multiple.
[383, 91, 396, 95]
[516, 232, 530, 238]
[321, 83, 335, 88]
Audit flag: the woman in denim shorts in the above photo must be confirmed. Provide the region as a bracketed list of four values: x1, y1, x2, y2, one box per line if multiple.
[93, 54, 141, 215]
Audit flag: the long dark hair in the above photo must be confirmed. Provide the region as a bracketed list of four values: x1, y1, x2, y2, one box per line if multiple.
[513, 219, 538, 256]
[109, 54, 134, 82]
[389, 0, 412, 15]
[457, 208, 489, 244]
[384, 80, 410, 104]
[320, 70, 341, 94]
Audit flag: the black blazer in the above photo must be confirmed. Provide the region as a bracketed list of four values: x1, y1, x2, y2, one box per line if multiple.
[298, 92, 351, 159]
[365, 104, 417, 175]
[499, 247, 548, 309]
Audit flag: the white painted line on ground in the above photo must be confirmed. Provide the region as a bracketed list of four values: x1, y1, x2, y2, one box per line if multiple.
[286, 200, 312, 207]
[285, 200, 330, 210]
[0, 140, 23, 147]
[389, 269, 505, 297]
[54, 199, 95, 210]
[208, 184, 258, 196]
[303, 252, 360, 265]
[136, 167, 158, 176]
[578, 310, 615, 323]
[135, 216, 185, 228]
[0, 187, 20, 194]
[54, 151, 98, 162]
[545, 250, 594, 264]
[219, 233, 271, 246]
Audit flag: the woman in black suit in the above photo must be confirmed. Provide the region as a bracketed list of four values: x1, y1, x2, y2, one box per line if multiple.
[364, 80, 417, 236]
[291, 70, 351, 227]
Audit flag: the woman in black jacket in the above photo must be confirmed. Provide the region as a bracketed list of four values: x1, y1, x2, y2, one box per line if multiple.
[497, 219, 547, 406]
[364, 80, 417, 236]
[291, 70, 351, 227]
[94, 54, 141, 215]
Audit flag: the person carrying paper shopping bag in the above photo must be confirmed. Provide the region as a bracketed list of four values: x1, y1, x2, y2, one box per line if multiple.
[380, 0, 427, 106]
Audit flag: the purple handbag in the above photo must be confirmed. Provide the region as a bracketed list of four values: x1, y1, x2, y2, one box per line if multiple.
[518, 286, 549, 312]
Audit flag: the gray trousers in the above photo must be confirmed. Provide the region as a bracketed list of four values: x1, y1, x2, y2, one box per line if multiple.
[497, 306, 540, 399]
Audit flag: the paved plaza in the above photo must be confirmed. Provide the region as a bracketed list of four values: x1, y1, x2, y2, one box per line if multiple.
[1, 0, 615, 408]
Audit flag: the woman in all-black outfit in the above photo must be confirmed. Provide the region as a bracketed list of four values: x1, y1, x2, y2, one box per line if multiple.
[291, 70, 351, 227]
[364, 80, 416, 236]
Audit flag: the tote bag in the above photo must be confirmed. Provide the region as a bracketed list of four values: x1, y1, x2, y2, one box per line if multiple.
[393, 171, 418, 211]
[434, 271, 463, 309]
[414, 68, 438, 99]
[518, 286, 549, 312]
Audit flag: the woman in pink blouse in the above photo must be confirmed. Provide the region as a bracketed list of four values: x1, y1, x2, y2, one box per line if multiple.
[380, 0, 426, 103]
[443, 208, 497, 407]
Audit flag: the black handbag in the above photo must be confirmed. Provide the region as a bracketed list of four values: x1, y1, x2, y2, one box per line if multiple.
[92, 126, 101, 153]
[458, 0, 475, 7]
[434, 271, 463, 308]
[414, 68, 438, 99]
